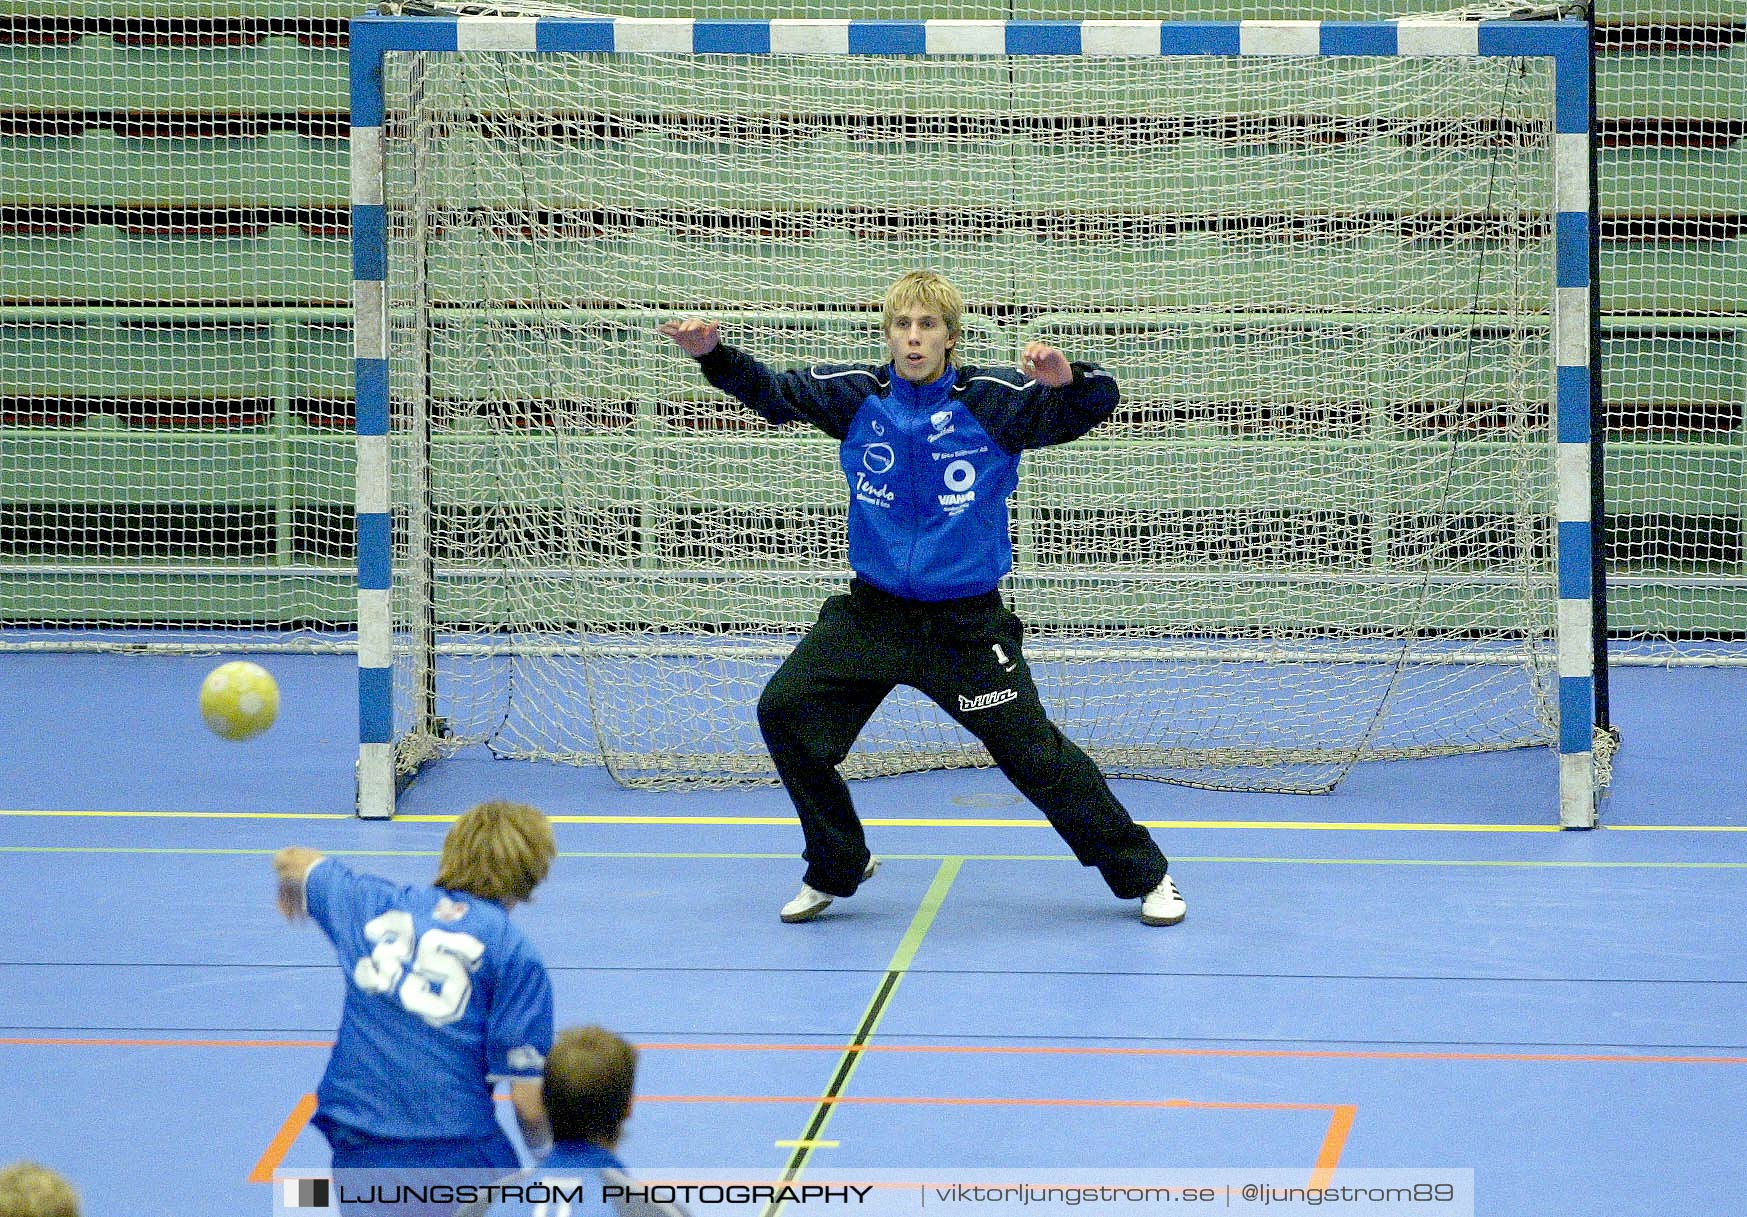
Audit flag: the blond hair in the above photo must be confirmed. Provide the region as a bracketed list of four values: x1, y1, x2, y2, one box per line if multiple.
[0, 1163, 80, 1217]
[544, 1025, 638, 1147]
[434, 800, 555, 905]
[882, 270, 964, 367]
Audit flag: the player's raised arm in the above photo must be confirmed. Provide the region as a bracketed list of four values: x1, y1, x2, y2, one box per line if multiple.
[273, 846, 324, 921]
[656, 318, 719, 358]
[656, 318, 864, 438]
[971, 339, 1119, 455]
[1019, 341, 1074, 388]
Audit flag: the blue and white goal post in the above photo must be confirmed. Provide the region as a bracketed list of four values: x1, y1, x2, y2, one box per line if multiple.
[349, 11, 1608, 825]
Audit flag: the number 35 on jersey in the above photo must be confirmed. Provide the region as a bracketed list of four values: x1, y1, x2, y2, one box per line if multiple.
[352, 909, 485, 1027]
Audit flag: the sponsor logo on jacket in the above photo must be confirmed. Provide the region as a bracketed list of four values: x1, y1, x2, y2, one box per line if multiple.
[937, 459, 977, 516]
[855, 470, 895, 508]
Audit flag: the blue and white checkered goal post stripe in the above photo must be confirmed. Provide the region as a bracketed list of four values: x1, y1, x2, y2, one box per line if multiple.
[348, 16, 1599, 824]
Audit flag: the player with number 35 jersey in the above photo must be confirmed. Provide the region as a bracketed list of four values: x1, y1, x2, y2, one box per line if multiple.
[275, 800, 559, 1200]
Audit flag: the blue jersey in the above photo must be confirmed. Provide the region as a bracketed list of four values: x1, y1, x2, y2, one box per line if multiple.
[695, 347, 1119, 601]
[304, 858, 554, 1144]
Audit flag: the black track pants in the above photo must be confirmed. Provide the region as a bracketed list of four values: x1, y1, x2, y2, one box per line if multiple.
[757, 580, 1169, 899]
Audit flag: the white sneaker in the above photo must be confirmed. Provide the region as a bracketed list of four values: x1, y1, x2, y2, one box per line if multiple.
[1140, 874, 1186, 926]
[781, 857, 880, 923]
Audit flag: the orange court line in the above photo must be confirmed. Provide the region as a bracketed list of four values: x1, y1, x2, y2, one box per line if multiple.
[245, 1091, 1351, 1185]
[639, 1094, 1332, 1111]
[643, 1093, 1357, 1189]
[250, 1092, 318, 1184]
[7, 1035, 1742, 1066]
[0, 1037, 334, 1048]
[9, 1035, 1744, 1066]
[640, 1041, 1747, 1066]
[1310, 1105, 1357, 1190]
[7, 1033, 1727, 1192]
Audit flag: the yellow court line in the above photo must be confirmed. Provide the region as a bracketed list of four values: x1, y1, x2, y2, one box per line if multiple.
[1607, 824, 1747, 832]
[538, 815, 1571, 832]
[1143, 821, 1559, 832]
[0, 809, 349, 820]
[2, 808, 1741, 834]
[2, 846, 1742, 869]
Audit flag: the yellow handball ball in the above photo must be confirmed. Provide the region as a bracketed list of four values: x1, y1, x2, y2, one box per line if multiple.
[199, 660, 280, 741]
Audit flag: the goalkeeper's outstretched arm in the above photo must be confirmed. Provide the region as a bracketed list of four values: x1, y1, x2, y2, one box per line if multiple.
[657, 318, 865, 438]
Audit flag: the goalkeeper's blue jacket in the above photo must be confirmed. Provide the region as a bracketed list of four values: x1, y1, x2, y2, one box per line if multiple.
[694, 344, 1120, 602]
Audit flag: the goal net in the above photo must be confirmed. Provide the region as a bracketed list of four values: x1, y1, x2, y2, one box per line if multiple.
[353, 14, 1603, 820]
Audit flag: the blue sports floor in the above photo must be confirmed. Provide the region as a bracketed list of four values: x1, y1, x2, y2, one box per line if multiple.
[0, 652, 1743, 1216]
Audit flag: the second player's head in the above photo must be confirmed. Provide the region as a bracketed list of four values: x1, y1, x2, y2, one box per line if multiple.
[544, 1025, 638, 1149]
[435, 799, 556, 908]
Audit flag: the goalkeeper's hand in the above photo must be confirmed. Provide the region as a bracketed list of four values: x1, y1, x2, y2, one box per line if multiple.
[657, 318, 720, 358]
[1019, 342, 1072, 388]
